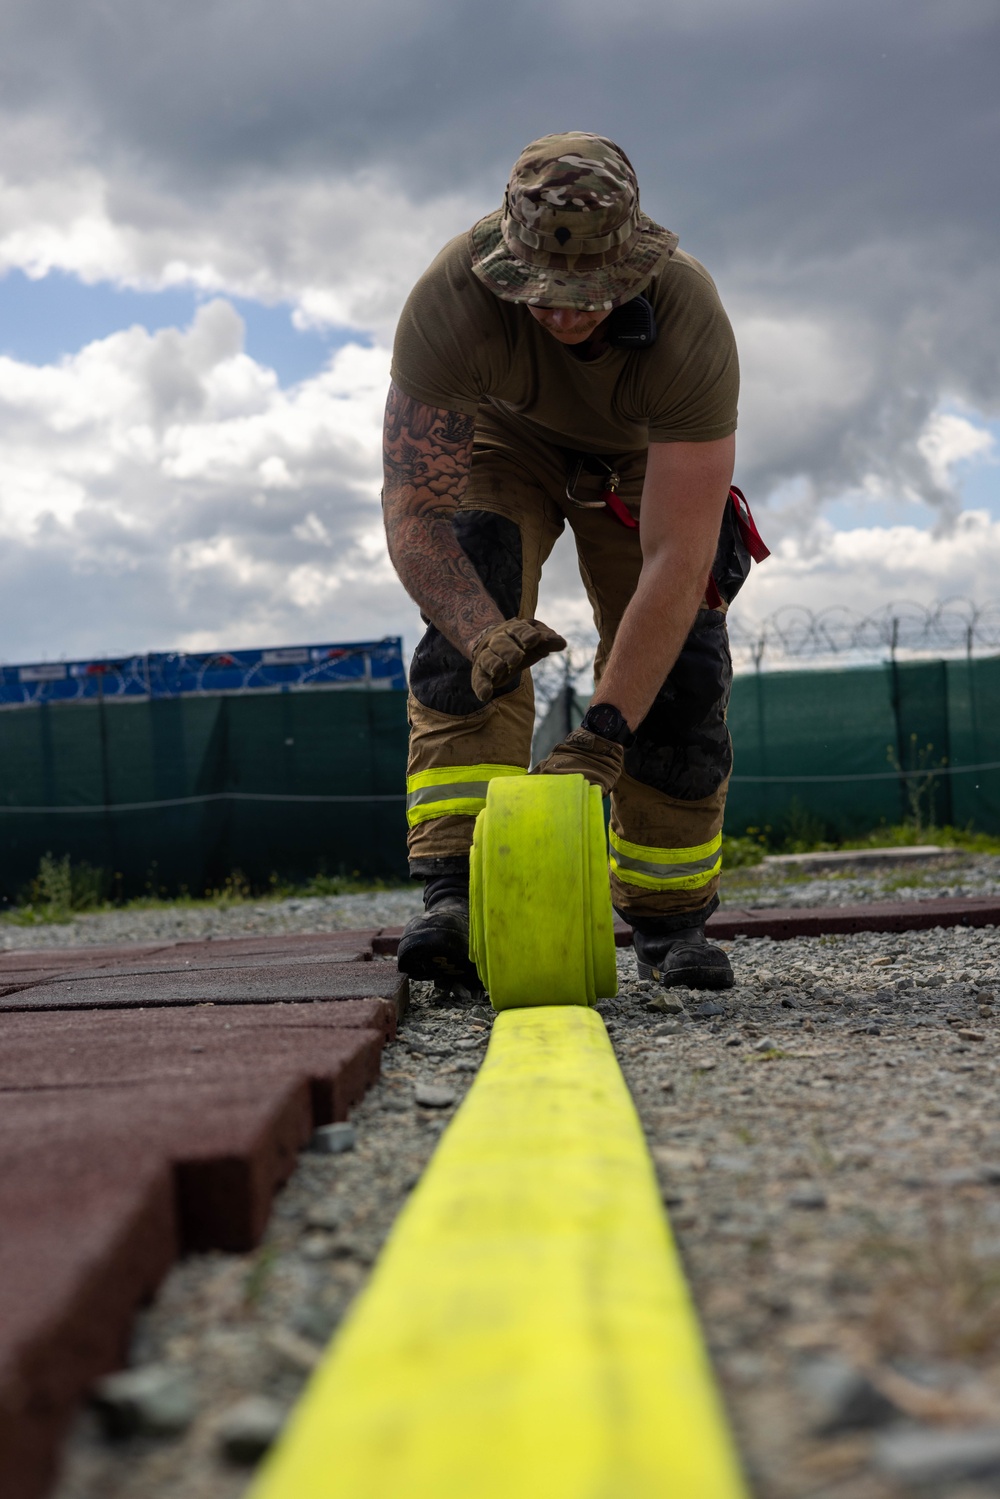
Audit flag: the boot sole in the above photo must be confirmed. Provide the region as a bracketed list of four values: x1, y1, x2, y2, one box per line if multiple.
[637, 960, 734, 991]
[397, 931, 483, 991]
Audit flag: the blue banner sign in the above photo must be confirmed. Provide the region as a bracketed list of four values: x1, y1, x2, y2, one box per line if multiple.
[0, 638, 406, 707]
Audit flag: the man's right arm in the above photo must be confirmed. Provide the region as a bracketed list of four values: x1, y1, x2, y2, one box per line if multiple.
[382, 381, 504, 658]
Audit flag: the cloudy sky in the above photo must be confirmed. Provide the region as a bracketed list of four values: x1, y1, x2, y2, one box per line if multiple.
[0, 0, 997, 667]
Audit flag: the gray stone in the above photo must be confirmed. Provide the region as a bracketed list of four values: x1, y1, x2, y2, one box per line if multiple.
[305, 1198, 347, 1231]
[299, 1231, 337, 1260]
[787, 1184, 827, 1210]
[291, 1301, 342, 1346]
[92, 1363, 196, 1439]
[217, 1396, 287, 1465]
[692, 1001, 726, 1019]
[709, 1154, 753, 1176]
[415, 1081, 457, 1108]
[762, 844, 949, 873]
[309, 1122, 356, 1154]
[753, 1036, 779, 1052]
[874, 1425, 1000, 1484]
[644, 992, 686, 1015]
[797, 1355, 900, 1434]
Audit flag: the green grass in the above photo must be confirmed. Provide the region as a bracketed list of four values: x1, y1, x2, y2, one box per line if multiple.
[4, 816, 999, 925]
[1, 853, 409, 927]
[722, 821, 1000, 872]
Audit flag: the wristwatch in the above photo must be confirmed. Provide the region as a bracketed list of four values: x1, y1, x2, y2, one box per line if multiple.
[580, 702, 635, 747]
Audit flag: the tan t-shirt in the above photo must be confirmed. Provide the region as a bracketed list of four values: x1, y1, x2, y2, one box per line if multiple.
[390, 232, 738, 454]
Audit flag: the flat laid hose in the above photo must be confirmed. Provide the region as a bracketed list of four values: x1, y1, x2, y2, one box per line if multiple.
[469, 773, 618, 1010]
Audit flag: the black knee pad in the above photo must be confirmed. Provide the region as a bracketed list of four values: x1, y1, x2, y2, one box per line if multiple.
[408, 510, 524, 717]
[625, 609, 733, 800]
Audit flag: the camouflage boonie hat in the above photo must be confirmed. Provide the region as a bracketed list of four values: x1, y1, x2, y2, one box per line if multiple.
[469, 132, 678, 311]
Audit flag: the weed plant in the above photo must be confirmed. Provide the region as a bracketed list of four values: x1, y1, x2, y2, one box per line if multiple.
[4, 818, 998, 924]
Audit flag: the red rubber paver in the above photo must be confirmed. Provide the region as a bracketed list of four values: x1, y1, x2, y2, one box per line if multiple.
[705, 896, 1000, 941]
[0, 1157, 176, 1499]
[0, 1005, 389, 1127]
[35, 947, 378, 986]
[374, 899, 1000, 955]
[0, 1075, 311, 1252]
[0, 946, 170, 976]
[0, 933, 380, 995]
[0, 945, 172, 995]
[0, 959, 408, 1015]
[0, 943, 397, 1499]
[164, 931, 381, 963]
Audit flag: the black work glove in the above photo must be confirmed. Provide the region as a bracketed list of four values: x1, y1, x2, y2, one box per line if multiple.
[470, 618, 567, 704]
[531, 729, 624, 797]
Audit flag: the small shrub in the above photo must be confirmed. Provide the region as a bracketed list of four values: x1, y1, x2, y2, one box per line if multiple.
[778, 797, 833, 854]
[722, 828, 770, 868]
[19, 853, 109, 921]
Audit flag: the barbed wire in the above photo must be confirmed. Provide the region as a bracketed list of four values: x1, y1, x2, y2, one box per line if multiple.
[727, 599, 1000, 670]
[532, 600, 1000, 710]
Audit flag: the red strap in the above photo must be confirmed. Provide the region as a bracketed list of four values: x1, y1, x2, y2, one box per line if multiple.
[730, 485, 770, 563]
[601, 487, 639, 530]
[602, 480, 768, 609]
[705, 486, 770, 608]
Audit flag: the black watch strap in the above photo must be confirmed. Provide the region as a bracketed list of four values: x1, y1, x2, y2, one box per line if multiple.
[580, 702, 635, 747]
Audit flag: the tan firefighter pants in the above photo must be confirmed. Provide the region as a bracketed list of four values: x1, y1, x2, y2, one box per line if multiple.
[404, 406, 743, 929]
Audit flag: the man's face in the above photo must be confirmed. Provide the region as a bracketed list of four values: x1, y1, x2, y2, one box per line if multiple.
[526, 304, 610, 345]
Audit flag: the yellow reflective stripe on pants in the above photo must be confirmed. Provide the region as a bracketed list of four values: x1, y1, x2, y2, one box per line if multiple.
[406, 763, 527, 828]
[609, 829, 722, 891]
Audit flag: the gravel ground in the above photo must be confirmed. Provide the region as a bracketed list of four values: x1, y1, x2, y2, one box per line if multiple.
[0, 889, 426, 950]
[3, 850, 997, 953]
[39, 854, 1000, 1497]
[729, 851, 1000, 911]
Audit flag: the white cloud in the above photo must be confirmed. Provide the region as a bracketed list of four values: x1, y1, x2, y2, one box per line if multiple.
[0, 157, 483, 345]
[0, 0, 997, 670]
[917, 411, 996, 492]
[734, 310, 875, 482]
[0, 301, 430, 662]
[729, 510, 1000, 628]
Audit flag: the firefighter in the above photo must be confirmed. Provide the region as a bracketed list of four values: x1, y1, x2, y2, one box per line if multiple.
[383, 132, 760, 996]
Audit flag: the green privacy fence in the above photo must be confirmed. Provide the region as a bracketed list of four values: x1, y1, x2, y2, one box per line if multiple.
[2, 656, 998, 900]
[0, 689, 409, 900]
[726, 654, 1000, 838]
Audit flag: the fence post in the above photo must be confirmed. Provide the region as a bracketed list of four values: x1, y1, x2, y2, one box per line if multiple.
[888, 616, 909, 822]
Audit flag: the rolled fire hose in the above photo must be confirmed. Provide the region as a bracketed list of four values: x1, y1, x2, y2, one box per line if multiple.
[469, 773, 618, 1011]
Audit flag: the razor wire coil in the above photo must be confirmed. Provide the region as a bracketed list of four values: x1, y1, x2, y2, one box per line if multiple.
[532, 600, 1000, 709]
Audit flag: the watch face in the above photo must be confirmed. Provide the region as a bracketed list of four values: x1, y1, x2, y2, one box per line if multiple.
[585, 704, 626, 740]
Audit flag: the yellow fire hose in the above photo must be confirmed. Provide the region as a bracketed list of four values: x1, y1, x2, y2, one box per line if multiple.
[469, 773, 618, 1009]
[250, 775, 747, 1499]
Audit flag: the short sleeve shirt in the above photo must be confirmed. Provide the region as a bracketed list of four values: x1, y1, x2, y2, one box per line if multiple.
[390, 232, 738, 454]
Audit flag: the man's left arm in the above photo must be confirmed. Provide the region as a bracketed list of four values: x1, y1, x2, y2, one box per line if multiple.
[593, 434, 735, 728]
[533, 435, 734, 792]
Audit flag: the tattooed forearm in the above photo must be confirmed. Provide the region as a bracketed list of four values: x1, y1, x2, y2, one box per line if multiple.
[382, 383, 503, 655]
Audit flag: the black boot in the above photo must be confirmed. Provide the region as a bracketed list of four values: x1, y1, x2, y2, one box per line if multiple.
[632, 923, 734, 990]
[396, 869, 482, 994]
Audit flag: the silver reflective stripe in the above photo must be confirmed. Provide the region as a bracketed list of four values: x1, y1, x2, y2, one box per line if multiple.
[611, 848, 721, 880]
[405, 779, 491, 811]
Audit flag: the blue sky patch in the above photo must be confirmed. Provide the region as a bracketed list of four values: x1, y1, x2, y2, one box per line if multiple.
[0, 269, 370, 387]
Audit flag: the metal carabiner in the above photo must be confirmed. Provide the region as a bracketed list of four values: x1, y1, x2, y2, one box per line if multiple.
[565, 455, 621, 509]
